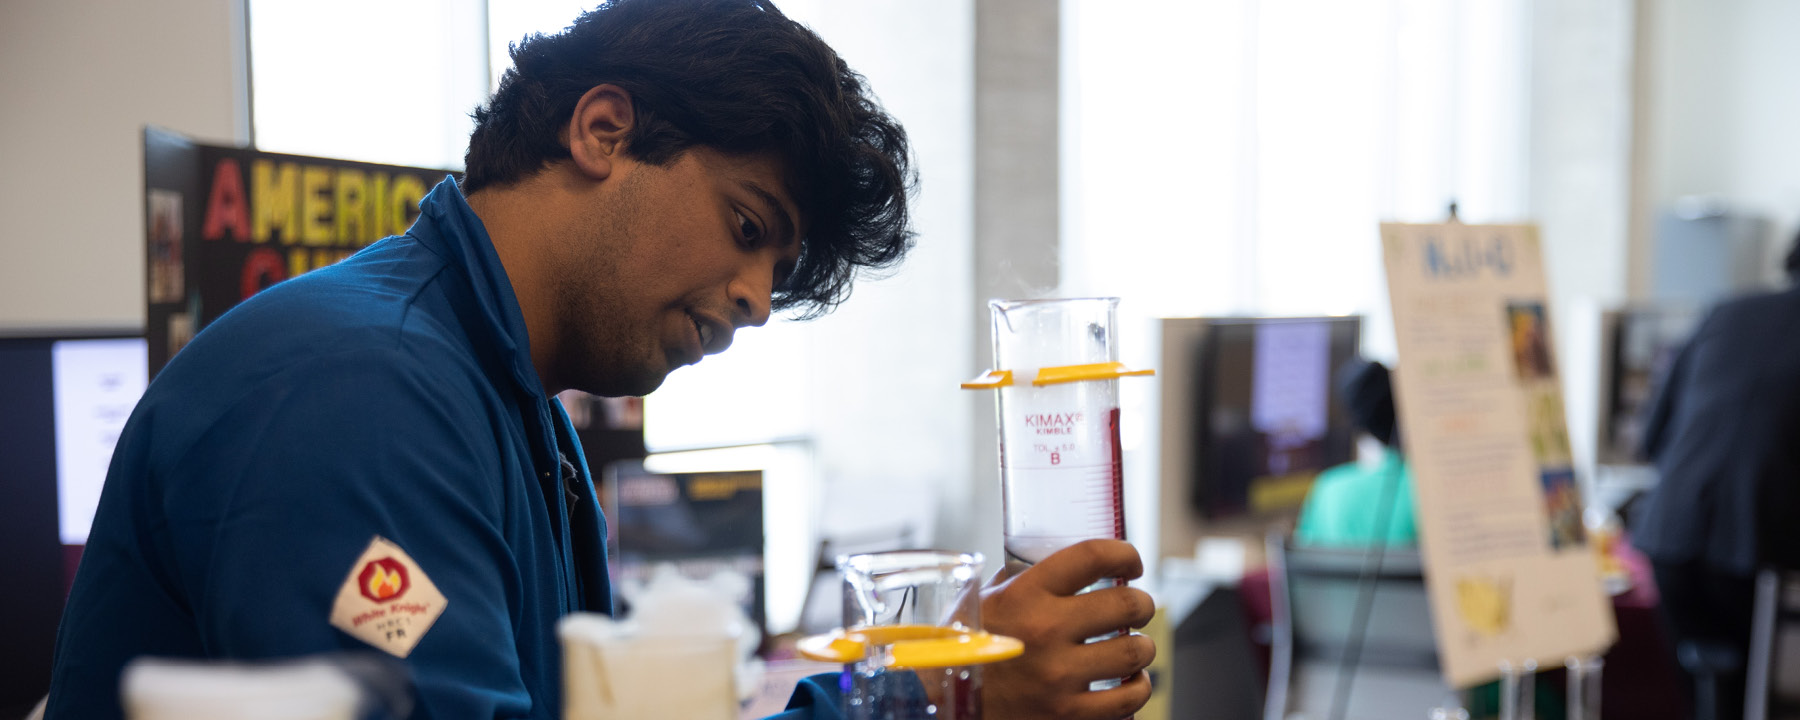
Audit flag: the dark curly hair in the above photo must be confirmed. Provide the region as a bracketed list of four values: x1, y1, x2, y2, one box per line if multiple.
[1336, 358, 1398, 448]
[464, 0, 915, 317]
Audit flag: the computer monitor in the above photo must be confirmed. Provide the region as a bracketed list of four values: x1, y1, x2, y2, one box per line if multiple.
[1191, 317, 1362, 519]
[1597, 307, 1699, 466]
[0, 331, 146, 713]
[603, 461, 767, 637]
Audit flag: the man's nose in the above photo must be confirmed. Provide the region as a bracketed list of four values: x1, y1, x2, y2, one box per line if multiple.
[728, 263, 773, 328]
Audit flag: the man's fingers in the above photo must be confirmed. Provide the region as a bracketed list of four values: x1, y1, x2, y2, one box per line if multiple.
[1059, 586, 1156, 639]
[1062, 669, 1154, 720]
[979, 541, 1156, 720]
[1056, 632, 1157, 687]
[1017, 539, 1145, 596]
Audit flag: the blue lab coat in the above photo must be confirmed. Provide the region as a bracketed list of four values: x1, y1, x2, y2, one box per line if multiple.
[776, 675, 848, 718]
[46, 176, 847, 720]
[46, 177, 622, 719]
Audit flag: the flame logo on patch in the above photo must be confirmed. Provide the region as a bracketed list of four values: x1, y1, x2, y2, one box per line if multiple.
[357, 557, 410, 603]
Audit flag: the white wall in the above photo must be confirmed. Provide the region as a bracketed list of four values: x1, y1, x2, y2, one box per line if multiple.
[1548, 0, 1800, 490]
[0, 0, 247, 331]
[1648, 0, 1800, 267]
[1528, 0, 1638, 480]
[1531, 0, 1637, 311]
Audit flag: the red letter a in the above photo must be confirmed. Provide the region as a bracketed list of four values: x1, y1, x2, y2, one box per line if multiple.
[202, 157, 250, 241]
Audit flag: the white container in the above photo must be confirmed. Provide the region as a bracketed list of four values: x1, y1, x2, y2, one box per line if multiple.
[560, 568, 753, 720]
[122, 658, 361, 720]
[560, 614, 738, 720]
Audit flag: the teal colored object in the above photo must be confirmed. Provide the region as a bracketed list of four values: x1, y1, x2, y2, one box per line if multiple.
[1295, 449, 1418, 547]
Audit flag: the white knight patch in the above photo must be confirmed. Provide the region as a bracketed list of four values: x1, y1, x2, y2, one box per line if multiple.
[329, 536, 448, 658]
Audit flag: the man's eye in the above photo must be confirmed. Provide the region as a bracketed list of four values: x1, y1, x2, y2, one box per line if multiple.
[735, 210, 761, 244]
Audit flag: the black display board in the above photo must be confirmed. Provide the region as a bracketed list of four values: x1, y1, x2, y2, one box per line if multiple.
[142, 127, 443, 377]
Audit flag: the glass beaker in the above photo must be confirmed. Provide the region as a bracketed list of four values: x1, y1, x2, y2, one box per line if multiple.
[982, 298, 1148, 570]
[798, 551, 1022, 720]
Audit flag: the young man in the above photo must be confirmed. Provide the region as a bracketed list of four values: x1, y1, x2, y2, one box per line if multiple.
[46, 1, 1153, 718]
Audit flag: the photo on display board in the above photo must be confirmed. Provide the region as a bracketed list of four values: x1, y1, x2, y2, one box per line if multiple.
[146, 190, 184, 303]
[1504, 301, 1555, 380]
[1539, 467, 1585, 550]
[1525, 386, 1573, 466]
[1454, 573, 1513, 639]
[166, 313, 194, 359]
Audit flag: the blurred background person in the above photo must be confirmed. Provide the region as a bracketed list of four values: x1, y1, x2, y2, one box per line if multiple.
[1293, 358, 1568, 719]
[1633, 232, 1800, 720]
[1295, 359, 1416, 547]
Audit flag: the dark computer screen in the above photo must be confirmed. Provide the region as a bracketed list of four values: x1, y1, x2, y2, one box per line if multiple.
[1598, 307, 1698, 465]
[604, 462, 768, 634]
[0, 331, 145, 713]
[1192, 317, 1361, 519]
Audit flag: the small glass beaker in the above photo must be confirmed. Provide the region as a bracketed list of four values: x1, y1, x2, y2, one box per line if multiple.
[798, 551, 1022, 720]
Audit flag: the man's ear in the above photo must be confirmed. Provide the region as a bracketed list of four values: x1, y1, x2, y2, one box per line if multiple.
[566, 84, 634, 180]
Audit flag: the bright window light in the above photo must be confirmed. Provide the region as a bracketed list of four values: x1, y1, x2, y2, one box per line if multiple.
[248, 0, 487, 170]
[487, 1, 596, 92]
[1061, 0, 1529, 345]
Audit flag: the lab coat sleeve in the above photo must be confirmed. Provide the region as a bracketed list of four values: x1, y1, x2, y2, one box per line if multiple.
[160, 348, 534, 719]
[764, 669, 940, 720]
[763, 673, 845, 720]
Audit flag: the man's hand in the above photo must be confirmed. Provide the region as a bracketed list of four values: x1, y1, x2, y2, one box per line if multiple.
[979, 539, 1157, 720]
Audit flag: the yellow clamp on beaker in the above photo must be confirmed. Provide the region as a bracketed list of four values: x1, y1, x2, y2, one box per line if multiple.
[796, 624, 1024, 669]
[960, 361, 1153, 389]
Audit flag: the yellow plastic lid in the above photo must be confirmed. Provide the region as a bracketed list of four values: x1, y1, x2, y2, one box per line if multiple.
[960, 362, 1153, 389]
[1031, 361, 1154, 386]
[796, 624, 1025, 669]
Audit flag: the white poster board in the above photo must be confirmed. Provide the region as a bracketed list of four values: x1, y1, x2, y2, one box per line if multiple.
[1381, 222, 1616, 687]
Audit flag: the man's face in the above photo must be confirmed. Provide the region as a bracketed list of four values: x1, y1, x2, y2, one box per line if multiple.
[549, 147, 803, 397]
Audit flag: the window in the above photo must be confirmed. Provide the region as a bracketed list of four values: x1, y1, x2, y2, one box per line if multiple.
[1060, 0, 1532, 563]
[249, 0, 488, 170]
[1060, 0, 1531, 356]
